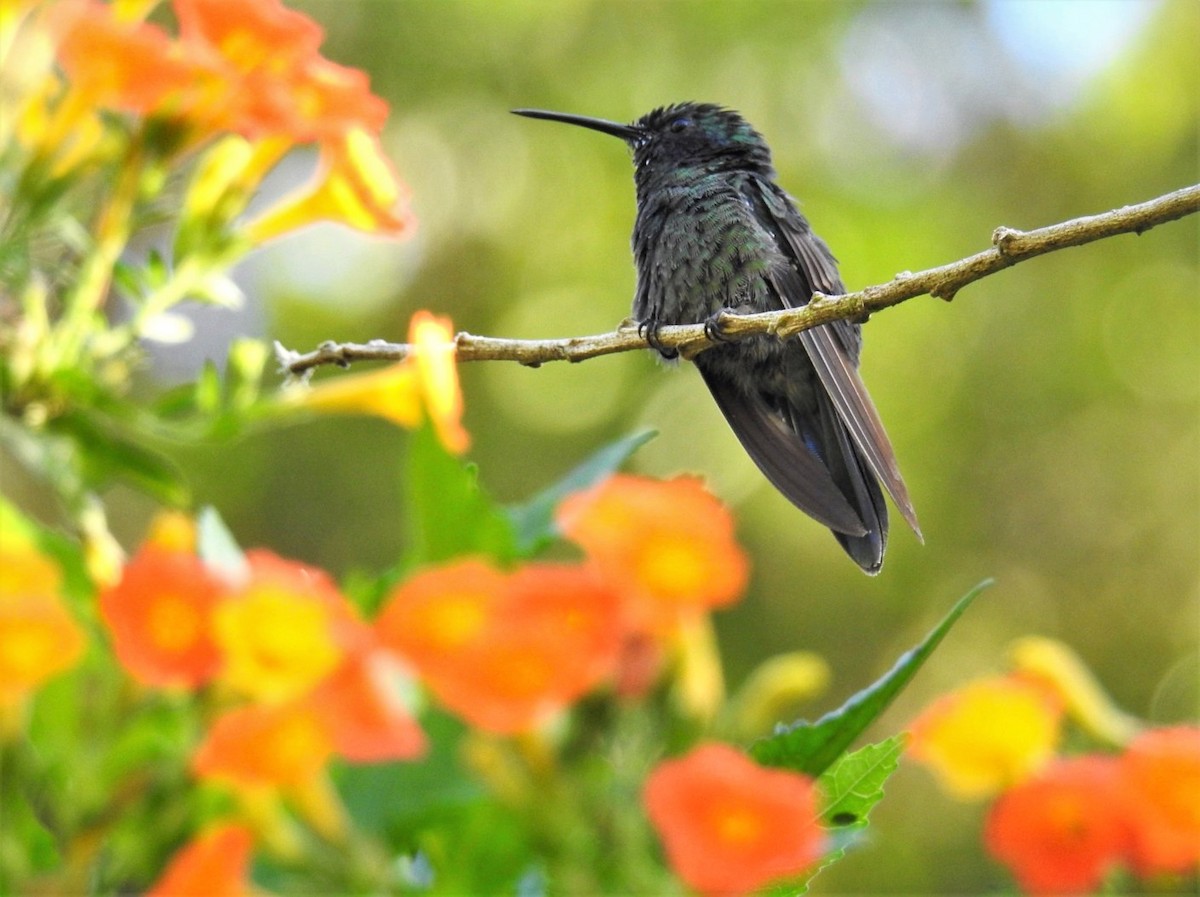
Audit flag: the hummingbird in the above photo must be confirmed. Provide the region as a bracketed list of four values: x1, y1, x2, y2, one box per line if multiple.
[513, 103, 921, 573]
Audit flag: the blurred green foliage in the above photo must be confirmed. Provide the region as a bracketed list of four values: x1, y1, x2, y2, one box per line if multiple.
[4, 1, 1196, 891]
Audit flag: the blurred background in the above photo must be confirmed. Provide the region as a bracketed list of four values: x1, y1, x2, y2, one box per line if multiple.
[15, 0, 1199, 891]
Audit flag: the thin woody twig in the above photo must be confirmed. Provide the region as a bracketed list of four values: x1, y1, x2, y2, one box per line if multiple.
[276, 183, 1200, 378]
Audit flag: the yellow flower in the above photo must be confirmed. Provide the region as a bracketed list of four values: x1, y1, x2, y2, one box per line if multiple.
[292, 311, 469, 455]
[0, 533, 86, 718]
[907, 674, 1063, 800]
[244, 128, 415, 243]
[213, 550, 364, 705]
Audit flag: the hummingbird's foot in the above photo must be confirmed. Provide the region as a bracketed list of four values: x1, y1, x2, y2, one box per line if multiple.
[638, 318, 678, 359]
[702, 308, 737, 343]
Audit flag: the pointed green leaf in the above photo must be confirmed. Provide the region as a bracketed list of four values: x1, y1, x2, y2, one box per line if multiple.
[404, 421, 517, 566]
[752, 579, 993, 776]
[506, 429, 657, 554]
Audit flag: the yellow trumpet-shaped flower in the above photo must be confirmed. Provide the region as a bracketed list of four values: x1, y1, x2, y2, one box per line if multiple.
[244, 128, 415, 243]
[729, 651, 831, 740]
[291, 311, 469, 455]
[1008, 635, 1142, 748]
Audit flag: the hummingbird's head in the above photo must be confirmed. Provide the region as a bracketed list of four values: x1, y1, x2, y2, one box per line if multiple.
[512, 102, 775, 184]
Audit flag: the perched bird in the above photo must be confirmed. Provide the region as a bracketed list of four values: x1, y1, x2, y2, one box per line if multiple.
[513, 103, 920, 573]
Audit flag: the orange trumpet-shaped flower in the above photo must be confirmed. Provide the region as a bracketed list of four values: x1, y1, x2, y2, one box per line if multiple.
[58, 3, 226, 118]
[194, 701, 334, 790]
[98, 546, 224, 689]
[293, 311, 468, 454]
[644, 743, 825, 897]
[376, 559, 622, 734]
[557, 475, 749, 633]
[173, 0, 323, 73]
[146, 822, 256, 897]
[213, 550, 367, 705]
[1121, 725, 1200, 876]
[907, 675, 1063, 800]
[310, 650, 427, 763]
[984, 755, 1130, 896]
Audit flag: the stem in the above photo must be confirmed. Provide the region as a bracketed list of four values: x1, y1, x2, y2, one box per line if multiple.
[276, 183, 1200, 377]
[45, 137, 146, 371]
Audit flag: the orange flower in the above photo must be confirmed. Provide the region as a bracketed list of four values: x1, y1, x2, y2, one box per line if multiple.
[147, 822, 255, 897]
[193, 701, 334, 790]
[174, 0, 388, 145]
[557, 475, 749, 632]
[907, 675, 1063, 800]
[984, 755, 1130, 895]
[0, 535, 86, 711]
[292, 311, 467, 454]
[309, 650, 427, 763]
[644, 743, 825, 897]
[173, 0, 323, 74]
[58, 3, 228, 118]
[376, 559, 621, 733]
[98, 546, 224, 689]
[214, 550, 366, 705]
[1121, 726, 1200, 876]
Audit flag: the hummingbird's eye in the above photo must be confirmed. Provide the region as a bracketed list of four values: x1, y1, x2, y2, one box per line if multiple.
[669, 117, 692, 133]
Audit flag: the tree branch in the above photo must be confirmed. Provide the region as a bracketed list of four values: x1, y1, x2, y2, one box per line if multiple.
[276, 183, 1200, 377]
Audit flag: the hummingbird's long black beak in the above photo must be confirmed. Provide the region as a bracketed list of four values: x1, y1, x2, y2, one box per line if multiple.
[512, 108, 643, 142]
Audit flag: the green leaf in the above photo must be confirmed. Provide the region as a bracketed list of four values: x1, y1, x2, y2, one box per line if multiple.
[404, 421, 517, 566]
[759, 735, 907, 897]
[52, 410, 190, 507]
[818, 734, 905, 831]
[751, 579, 993, 776]
[506, 429, 657, 554]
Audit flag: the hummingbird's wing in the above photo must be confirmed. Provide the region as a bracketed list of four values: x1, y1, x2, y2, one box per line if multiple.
[697, 365, 869, 536]
[753, 181, 922, 539]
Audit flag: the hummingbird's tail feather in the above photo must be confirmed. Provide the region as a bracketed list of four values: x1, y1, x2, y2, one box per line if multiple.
[798, 326, 923, 541]
[801, 390, 888, 575]
[698, 364, 869, 539]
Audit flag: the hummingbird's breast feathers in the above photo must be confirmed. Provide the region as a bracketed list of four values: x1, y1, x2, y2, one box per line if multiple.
[632, 172, 787, 326]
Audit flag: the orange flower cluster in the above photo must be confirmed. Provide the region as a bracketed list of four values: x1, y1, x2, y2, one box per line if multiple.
[909, 670, 1200, 894]
[365, 474, 750, 734]
[98, 531, 427, 798]
[37, 0, 413, 239]
[376, 559, 622, 734]
[985, 727, 1200, 894]
[643, 743, 825, 897]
